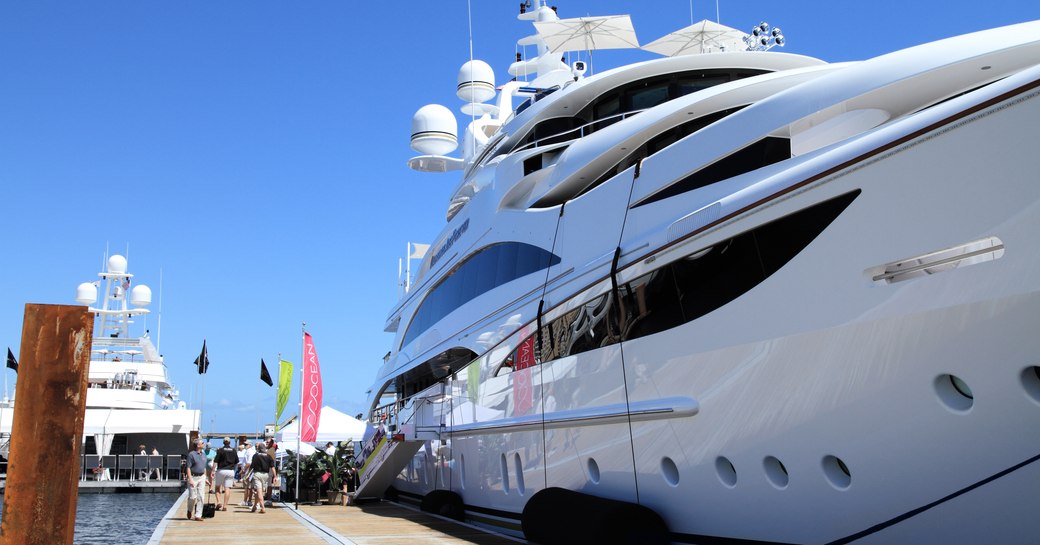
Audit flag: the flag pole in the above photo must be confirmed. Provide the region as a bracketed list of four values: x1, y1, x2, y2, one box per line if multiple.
[275, 353, 281, 433]
[295, 322, 305, 510]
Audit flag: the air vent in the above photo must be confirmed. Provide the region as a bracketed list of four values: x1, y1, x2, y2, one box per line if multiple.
[667, 202, 721, 242]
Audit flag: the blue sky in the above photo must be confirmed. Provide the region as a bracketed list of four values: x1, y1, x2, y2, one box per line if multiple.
[2, 0, 1038, 438]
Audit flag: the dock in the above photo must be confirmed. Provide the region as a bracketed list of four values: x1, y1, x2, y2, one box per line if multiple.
[149, 486, 523, 545]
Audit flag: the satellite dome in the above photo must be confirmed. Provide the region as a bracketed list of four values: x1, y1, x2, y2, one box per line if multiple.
[107, 255, 127, 274]
[130, 284, 152, 307]
[76, 282, 98, 306]
[457, 60, 496, 103]
[411, 104, 458, 156]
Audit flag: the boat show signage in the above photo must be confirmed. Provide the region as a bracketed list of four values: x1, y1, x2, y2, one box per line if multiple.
[300, 333, 323, 443]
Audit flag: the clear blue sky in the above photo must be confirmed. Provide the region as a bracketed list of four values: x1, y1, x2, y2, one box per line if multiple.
[2, 1, 1038, 437]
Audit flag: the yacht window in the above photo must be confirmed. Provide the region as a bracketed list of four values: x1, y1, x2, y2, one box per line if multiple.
[619, 190, 860, 339]
[512, 68, 767, 154]
[676, 74, 734, 96]
[396, 347, 477, 399]
[628, 80, 672, 111]
[401, 242, 562, 349]
[498, 190, 860, 371]
[635, 136, 791, 208]
[533, 106, 746, 208]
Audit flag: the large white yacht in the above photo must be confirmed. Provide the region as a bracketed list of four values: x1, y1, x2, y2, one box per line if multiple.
[72, 254, 201, 462]
[355, 3, 1040, 543]
[0, 255, 200, 470]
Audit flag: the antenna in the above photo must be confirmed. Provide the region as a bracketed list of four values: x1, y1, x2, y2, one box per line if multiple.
[157, 267, 163, 352]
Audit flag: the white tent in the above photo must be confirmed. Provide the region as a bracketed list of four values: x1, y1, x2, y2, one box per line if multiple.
[277, 406, 369, 447]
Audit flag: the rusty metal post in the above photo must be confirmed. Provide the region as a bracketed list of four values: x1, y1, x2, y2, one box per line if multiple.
[0, 304, 92, 545]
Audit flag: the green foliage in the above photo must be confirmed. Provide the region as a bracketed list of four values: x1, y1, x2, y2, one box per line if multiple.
[284, 442, 354, 492]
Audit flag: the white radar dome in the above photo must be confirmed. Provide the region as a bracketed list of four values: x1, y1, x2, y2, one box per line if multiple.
[457, 60, 496, 103]
[107, 255, 127, 274]
[130, 284, 152, 307]
[76, 282, 98, 306]
[411, 104, 458, 156]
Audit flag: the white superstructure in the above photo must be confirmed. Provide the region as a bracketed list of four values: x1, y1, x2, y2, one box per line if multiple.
[76, 254, 200, 458]
[356, 3, 1040, 543]
[0, 254, 200, 465]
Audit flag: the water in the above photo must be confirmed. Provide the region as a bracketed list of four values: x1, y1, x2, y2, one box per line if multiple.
[1, 492, 177, 544]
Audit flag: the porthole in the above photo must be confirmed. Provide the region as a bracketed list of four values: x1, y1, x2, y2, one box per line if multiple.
[935, 373, 974, 412]
[501, 453, 510, 494]
[1021, 366, 1040, 405]
[822, 455, 851, 490]
[763, 456, 789, 489]
[715, 456, 737, 488]
[514, 452, 526, 495]
[587, 457, 601, 485]
[661, 457, 680, 487]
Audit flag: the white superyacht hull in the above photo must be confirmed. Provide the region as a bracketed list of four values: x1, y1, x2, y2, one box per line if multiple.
[370, 10, 1040, 544]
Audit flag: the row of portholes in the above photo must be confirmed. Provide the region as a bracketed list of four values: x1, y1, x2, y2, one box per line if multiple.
[708, 454, 852, 491]
[702, 366, 1040, 492]
[937, 366, 1040, 412]
[480, 367, 1040, 497]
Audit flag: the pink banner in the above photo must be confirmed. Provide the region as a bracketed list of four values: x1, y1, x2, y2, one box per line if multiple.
[301, 332, 323, 443]
[513, 336, 536, 416]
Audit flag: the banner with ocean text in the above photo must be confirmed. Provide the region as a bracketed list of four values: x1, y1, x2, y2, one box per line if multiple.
[300, 333, 323, 442]
[276, 359, 293, 428]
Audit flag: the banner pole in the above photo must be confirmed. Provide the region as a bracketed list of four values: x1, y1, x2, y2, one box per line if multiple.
[295, 322, 304, 510]
[275, 352, 281, 433]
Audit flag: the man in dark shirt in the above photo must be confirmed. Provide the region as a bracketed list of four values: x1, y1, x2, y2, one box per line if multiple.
[214, 437, 238, 511]
[185, 439, 209, 521]
[249, 443, 275, 513]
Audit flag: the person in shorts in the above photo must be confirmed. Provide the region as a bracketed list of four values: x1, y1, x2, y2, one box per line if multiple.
[213, 437, 238, 511]
[239, 440, 255, 507]
[250, 443, 274, 513]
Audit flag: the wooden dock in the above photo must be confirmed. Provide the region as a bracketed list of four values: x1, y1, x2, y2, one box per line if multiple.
[149, 486, 524, 545]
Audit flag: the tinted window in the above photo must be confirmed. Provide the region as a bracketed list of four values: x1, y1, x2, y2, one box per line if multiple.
[534, 107, 746, 208]
[636, 136, 792, 207]
[499, 190, 860, 371]
[402, 243, 561, 348]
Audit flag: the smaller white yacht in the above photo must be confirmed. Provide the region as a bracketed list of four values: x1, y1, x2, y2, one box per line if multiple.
[75, 254, 200, 462]
[0, 254, 200, 480]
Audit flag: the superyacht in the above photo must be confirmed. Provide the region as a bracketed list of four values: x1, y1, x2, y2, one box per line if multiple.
[355, 2, 1040, 543]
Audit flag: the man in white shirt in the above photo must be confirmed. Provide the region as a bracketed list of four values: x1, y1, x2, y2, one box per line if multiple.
[239, 440, 256, 507]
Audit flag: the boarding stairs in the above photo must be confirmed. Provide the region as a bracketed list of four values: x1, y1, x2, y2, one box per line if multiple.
[352, 388, 447, 501]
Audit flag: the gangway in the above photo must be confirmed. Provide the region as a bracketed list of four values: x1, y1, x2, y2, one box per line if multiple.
[352, 389, 447, 501]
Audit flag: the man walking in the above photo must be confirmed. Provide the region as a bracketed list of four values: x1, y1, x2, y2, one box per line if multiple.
[239, 440, 255, 507]
[214, 437, 238, 511]
[250, 442, 275, 514]
[185, 439, 208, 521]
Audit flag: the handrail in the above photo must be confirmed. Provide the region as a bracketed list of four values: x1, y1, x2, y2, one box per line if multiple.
[512, 108, 648, 155]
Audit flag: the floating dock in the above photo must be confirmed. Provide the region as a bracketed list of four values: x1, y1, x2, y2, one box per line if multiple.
[149, 484, 522, 545]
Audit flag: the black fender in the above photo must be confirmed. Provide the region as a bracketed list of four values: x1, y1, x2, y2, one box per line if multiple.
[420, 489, 465, 521]
[522, 487, 669, 545]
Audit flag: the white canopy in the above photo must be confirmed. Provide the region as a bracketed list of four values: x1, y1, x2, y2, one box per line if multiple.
[643, 19, 749, 56]
[83, 408, 198, 435]
[277, 406, 369, 446]
[534, 15, 640, 53]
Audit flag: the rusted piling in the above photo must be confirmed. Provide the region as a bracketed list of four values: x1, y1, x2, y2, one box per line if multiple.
[0, 304, 93, 545]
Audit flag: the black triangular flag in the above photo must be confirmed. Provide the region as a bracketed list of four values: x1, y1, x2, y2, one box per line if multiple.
[6, 348, 17, 373]
[194, 340, 210, 375]
[260, 358, 273, 387]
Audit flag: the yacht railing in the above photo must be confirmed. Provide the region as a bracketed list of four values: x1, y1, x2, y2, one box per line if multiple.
[511, 108, 647, 155]
[79, 453, 179, 482]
